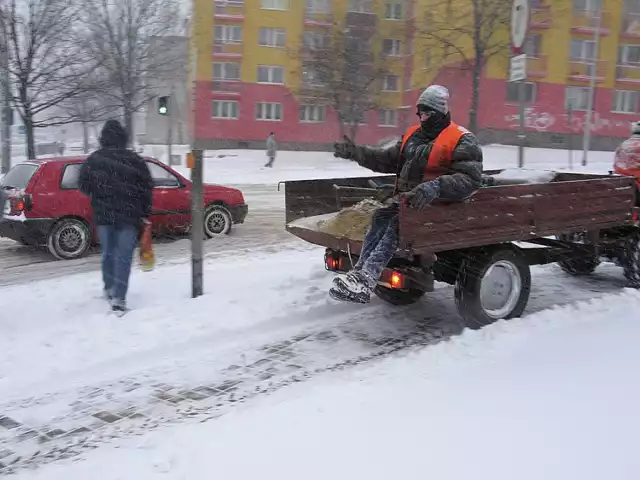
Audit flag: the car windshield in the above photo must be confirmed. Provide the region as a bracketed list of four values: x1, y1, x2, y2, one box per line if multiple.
[0, 164, 39, 190]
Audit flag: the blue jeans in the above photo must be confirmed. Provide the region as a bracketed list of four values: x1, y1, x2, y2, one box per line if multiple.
[97, 225, 139, 306]
[355, 203, 400, 284]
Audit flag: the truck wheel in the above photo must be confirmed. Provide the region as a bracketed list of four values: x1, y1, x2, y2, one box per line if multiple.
[454, 248, 531, 330]
[622, 232, 640, 288]
[556, 232, 599, 276]
[373, 285, 425, 306]
[47, 218, 91, 260]
[204, 205, 232, 238]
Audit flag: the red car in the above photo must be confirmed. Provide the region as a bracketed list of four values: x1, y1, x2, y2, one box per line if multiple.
[0, 156, 248, 260]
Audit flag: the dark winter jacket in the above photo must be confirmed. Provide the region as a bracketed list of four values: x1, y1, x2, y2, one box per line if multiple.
[351, 115, 483, 200]
[79, 120, 153, 228]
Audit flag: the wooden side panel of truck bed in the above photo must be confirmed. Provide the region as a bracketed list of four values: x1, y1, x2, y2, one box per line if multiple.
[401, 173, 636, 253]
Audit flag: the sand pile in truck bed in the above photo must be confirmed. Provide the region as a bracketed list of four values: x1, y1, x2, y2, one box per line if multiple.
[313, 198, 383, 241]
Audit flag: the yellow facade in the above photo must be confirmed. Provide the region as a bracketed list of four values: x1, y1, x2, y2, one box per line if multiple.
[190, 0, 640, 114]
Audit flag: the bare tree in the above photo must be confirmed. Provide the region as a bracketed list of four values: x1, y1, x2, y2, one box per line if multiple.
[291, 19, 398, 141]
[419, 0, 511, 132]
[79, 0, 185, 144]
[0, 0, 92, 159]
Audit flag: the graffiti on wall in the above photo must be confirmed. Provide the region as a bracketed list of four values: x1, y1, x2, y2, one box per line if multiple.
[504, 108, 632, 134]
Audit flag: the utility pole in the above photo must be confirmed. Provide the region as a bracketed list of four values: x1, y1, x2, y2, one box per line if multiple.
[1, 29, 11, 175]
[582, 7, 602, 167]
[190, 149, 204, 298]
[166, 92, 172, 165]
[517, 77, 526, 168]
[510, 0, 529, 169]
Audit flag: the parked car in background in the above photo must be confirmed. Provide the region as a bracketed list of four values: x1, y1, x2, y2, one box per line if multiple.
[0, 156, 248, 260]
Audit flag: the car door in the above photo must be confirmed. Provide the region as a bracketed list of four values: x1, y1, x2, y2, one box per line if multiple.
[145, 161, 191, 232]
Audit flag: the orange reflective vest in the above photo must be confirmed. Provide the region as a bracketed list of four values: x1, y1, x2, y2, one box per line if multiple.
[399, 121, 470, 181]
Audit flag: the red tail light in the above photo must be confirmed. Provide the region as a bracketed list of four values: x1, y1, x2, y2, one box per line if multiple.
[8, 195, 31, 216]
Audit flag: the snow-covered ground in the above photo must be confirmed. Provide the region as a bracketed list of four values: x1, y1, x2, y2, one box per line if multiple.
[9, 287, 640, 480]
[1, 143, 636, 478]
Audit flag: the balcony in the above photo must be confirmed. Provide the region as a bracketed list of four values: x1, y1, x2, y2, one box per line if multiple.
[530, 5, 552, 29]
[567, 60, 608, 83]
[304, 11, 333, 27]
[570, 10, 611, 35]
[214, 2, 244, 21]
[211, 80, 242, 96]
[346, 11, 377, 29]
[616, 64, 640, 85]
[526, 55, 547, 78]
[212, 42, 243, 59]
[620, 13, 640, 38]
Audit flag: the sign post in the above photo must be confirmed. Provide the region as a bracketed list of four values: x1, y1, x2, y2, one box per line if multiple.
[510, 0, 530, 168]
[188, 149, 204, 298]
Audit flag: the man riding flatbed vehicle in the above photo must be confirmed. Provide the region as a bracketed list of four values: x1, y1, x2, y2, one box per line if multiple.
[330, 85, 483, 304]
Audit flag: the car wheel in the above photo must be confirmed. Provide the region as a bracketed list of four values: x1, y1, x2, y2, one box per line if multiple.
[47, 218, 91, 260]
[204, 206, 232, 238]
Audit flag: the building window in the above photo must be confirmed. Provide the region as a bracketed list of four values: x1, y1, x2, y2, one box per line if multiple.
[379, 109, 397, 126]
[303, 31, 329, 49]
[570, 39, 596, 61]
[259, 28, 286, 47]
[612, 90, 640, 113]
[565, 86, 590, 111]
[212, 100, 239, 119]
[385, 2, 403, 19]
[618, 44, 640, 65]
[348, 0, 373, 13]
[257, 65, 284, 84]
[261, 0, 289, 9]
[382, 38, 402, 56]
[306, 0, 331, 13]
[524, 34, 542, 57]
[382, 74, 399, 91]
[506, 82, 536, 103]
[573, 0, 602, 13]
[302, 63, 324, 86]
[624, 0, 640, 15]
[214, 25, 242, 44]
[213, 62, 240, 80]
[299, 105, 326, 122]
[255, 102, 283, 121]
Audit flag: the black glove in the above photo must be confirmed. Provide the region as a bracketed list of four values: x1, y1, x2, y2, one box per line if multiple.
[402, 180, 441, 211]
[333, 135, 357, 160]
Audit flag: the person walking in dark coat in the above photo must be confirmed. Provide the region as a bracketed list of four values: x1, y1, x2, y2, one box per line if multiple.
[265, 132, 277, 168]
[330, 85, 484, 303]
[79, 119, 153, 315]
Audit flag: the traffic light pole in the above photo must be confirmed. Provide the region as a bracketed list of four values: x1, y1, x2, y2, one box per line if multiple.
[190, 149, 204, 298]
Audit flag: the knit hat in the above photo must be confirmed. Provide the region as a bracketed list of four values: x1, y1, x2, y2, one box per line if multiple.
[417, 85, 450, 115]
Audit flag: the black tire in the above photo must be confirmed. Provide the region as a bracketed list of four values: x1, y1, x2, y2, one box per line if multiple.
[454, 247, 531, 330]
[204, 205, 232, 238]
[47, 218, 91, 260]
[556, 232, 600, 276]
[373, 285, 426, 306]
[622, 232, 640, 288]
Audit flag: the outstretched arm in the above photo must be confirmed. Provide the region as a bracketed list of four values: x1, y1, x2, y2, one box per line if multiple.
[334, 136, 400, 174]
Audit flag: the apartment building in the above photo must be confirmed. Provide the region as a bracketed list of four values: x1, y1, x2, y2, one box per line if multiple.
[188, 0, 640, 150]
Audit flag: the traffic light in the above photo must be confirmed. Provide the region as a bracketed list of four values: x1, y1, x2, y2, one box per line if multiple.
[158, 96, 170, 115]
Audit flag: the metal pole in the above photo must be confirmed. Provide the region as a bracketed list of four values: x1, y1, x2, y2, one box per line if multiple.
[567, 105, 573, 169]
[1, 32, 11, 174]
[191, 148, 204, 298]
[518, 78, 526, 167]
[166, 93, 172, 165]
[581, 7, 602, 167]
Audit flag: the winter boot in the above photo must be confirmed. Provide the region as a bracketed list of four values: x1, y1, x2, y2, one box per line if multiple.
[330, 270, 374, 304]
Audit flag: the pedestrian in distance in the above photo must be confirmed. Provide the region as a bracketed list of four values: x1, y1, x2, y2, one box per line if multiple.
[79, 119, 153, 316]
[265, 132, 277, 168]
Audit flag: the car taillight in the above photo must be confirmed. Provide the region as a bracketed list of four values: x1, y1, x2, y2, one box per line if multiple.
[8, 195, 31, 215]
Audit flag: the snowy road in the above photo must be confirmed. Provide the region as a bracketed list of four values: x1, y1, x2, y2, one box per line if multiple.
[0, 184, 289, 286]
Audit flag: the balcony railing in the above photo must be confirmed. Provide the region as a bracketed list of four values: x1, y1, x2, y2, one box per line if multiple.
[212, 42, 243, 58]
[527, 55, 547, 77]
[616, 64, 640, 84]
[211, 80, 242, 94]
[571, 10, 611, 34]
[567, 60, 608, 82]
[620, 13, 640, 37]
[530, 5, 552, 29]
[304, 12, 333, 27]
[214, 3, 244, 20]
[346, 11, 377, 29]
